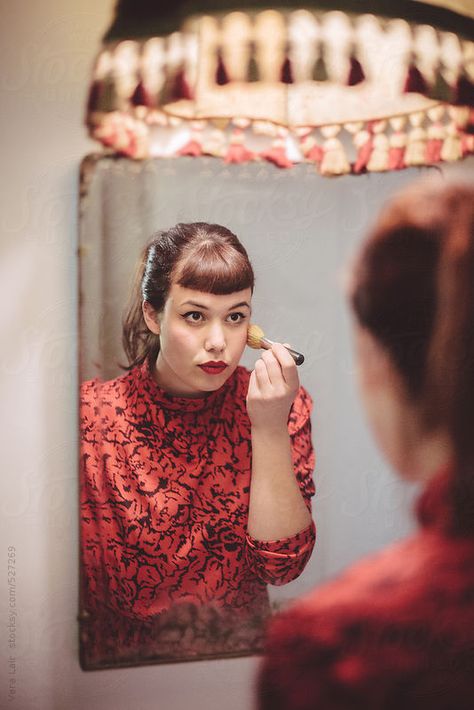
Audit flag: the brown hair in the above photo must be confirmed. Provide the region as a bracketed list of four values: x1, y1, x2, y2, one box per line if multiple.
[351, 178, 474, 535]
[122, 222, 254, 369]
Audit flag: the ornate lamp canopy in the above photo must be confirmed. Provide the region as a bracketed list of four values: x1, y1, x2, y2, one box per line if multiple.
[86, 1, 474, 175]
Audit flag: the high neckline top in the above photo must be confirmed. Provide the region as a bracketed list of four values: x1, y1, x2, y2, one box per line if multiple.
[136, 360, 235, 413]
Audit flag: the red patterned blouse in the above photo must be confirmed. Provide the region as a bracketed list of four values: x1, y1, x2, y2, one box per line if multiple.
[80, 362, 316, 624]
[258, 468, 474, 709]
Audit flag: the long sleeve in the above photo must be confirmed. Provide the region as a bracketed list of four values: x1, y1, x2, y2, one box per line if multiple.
[245, 387, 316, 585]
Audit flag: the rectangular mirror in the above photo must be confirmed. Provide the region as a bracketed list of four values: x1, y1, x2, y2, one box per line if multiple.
[78, 155, 421, 669]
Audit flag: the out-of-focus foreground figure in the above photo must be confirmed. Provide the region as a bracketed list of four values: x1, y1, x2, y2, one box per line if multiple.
[258, 178, 474, 710]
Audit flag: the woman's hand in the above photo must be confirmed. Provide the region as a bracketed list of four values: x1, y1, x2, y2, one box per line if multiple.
[247, 342, 299, 432]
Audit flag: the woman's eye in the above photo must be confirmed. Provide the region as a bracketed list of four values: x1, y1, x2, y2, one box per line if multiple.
[183, 311, 204, 323]
[227, 312, 246, 323]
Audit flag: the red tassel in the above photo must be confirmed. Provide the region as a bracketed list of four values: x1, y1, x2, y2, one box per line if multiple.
[354, 125, 374, 174]
[467, 110, 474, 135]
[178, 140, 202, 157]
[172, 68, 193, 101]
[306, 143, 323, 163]
[130, 80, 153, 108]
[404, 59, 428, 96]
[426, 138, 443, 164]
[216, 49, 229, 85]
[280, 47, 294, 84]
[388, 146, 405, 170]
[225, 144, 254, 164]
[261, 144, 293, 168]
[86, 79, 103, 113]
[347, 53, 365, 86]
[454, 72, 474, 107]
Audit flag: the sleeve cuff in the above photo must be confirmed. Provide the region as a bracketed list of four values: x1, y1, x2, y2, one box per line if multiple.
[245, 521, 316, 586]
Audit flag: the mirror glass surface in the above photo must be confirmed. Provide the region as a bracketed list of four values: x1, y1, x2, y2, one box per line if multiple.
[79, 155, 425, 669]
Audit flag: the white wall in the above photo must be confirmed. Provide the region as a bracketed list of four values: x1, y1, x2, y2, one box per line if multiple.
[1, 2, 473, 709]
[0, 2, 251, 709]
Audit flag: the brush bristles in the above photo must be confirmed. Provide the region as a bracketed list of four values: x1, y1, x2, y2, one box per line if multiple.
[247, 323, 265, 349]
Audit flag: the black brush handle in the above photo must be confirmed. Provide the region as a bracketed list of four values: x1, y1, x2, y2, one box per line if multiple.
[261, 338, 305, 366]
[285, 346, 305, 366]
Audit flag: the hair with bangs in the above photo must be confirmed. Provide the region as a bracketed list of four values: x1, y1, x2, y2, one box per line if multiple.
[122, 222, 254, 370]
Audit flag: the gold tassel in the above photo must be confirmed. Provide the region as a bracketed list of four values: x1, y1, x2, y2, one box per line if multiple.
[426, 106, 446, 164]
[404, 112, 427, 166]
[320, 126, 350, 176]
[441, 122, 462, 162]
[367, 121, 389, 172]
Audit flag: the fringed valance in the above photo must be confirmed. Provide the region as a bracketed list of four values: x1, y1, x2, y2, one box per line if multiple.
[86, 3, 474, 174]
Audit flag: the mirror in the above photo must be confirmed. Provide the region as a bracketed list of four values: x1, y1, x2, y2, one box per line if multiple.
[79, 155, 425, 669]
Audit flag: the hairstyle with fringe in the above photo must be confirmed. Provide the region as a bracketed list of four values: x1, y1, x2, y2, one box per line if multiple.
[122, 222, 254, 370]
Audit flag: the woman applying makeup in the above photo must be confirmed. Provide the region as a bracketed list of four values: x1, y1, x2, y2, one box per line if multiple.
[80, 222, 315, 664]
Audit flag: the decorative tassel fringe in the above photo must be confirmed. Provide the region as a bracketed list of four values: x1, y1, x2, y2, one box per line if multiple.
[130, 79, 153, 108]
[347, 47, 365, 87]
[178, 140, 203, 157]
[280, 44, 294, 84]
[367, 122, 389, 171]
[320, 127, 350, 176]
[97, 73, 120, 113]
[441, 123, 462, 162]
[454, 71, 474, 107]
[216, 48, 230, 85]
[225, 129, 255, 163]
[247, 42, 259, 82]
[299, 130, 323, 164]
[172, 67, 194, 101]
[353, 125, 374, 173]
[312, 42, 328, 82]
[404, 56, 428, 96]
[426, 107, 445, 163]
[461, 133, 474, 156]
[430, 67, 452, 103]
[405, 113, 427, 166]
[261, 137, 293, 168]
[388, 117, 407, 170]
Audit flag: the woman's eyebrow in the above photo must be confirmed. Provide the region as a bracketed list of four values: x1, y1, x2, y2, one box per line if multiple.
[181, 300, 210, 309]
[181, 300, 251, 310]
[228, 301, 251, 310]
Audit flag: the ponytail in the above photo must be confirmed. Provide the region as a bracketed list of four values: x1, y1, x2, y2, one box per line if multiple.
[122, 245, 161, 370]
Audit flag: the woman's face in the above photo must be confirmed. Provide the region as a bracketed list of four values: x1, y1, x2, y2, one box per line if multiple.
[144, 283, 252, 396]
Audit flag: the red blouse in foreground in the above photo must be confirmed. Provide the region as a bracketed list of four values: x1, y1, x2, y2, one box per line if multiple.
[80, 363, 316, 625]
[258, 468, 474, 709]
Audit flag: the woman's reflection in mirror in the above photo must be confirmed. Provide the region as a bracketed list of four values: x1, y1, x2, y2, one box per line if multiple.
[258, 179, 474, 709]
[80, 222, 315, 666]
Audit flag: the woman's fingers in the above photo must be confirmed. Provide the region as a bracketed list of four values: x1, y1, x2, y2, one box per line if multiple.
[270, 343, 299, 390]
[253, 356, 271, 391]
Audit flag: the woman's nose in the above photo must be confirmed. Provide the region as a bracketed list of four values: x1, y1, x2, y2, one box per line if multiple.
[204, 323, 226, 352]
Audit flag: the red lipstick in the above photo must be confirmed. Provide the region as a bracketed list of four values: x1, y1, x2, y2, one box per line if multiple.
[198, 361, 228, 375]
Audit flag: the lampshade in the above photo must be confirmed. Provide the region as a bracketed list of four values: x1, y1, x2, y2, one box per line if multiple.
[86, 1, 474, 174]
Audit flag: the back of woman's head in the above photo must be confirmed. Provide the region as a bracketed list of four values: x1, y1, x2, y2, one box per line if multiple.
[122, 222, 254, 370]
[351, 177, 474, 534]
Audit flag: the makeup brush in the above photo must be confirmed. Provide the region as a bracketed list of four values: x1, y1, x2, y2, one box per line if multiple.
[247, 324, 305, 366]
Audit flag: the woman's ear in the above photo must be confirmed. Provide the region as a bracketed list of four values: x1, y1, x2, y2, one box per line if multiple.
[142, 301, 160, 335]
